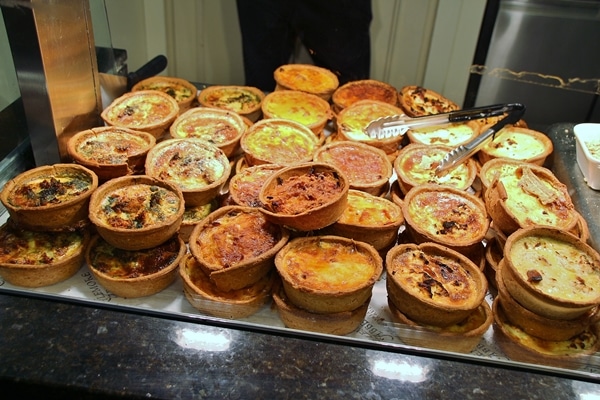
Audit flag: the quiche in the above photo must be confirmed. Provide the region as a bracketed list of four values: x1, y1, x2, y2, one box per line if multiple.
[131, 76, 197, 112]
[240, 118, 319, 166]
[385, 242, 487, 327]
[101, 90, 179, 139]
[273, 63, 339, 100]
[86, 234, 186, 298]
[406, 121, 479, 147]
[228, 163, 282, 207]
[169, 107, 247, 158]
[261, 89, 332, 135]
[1, 163, 98, 231]
[189, 205, 289, 291]
[313, 140, 392, 196]
[398, 85, 460, 117]
[259, 162, 349, 231]
[331, 79, 398, 114]
[145, 138, 231, 206]
[477, 126, 553, 166]
[88, 175, 184, 251]
[0, 221, 89, 287]
[67, 126, 156, 181]
[197, 85, 265, 122]
[274, 235, 383, 314]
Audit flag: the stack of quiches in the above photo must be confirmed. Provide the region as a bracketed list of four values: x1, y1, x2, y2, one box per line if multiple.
[1, 66, 599, 367]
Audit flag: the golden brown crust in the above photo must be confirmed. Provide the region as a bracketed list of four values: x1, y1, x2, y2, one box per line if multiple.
[273, 64, 339, 100]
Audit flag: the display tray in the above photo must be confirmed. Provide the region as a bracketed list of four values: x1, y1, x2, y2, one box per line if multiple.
[0, 123, 599, 382]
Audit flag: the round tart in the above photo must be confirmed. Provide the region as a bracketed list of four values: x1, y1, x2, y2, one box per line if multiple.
[313, 140, 392, 196]
[169, 107, 247, 158]
[188, 206, 289, 291]
[86, 234, 185, 298]
[492, 298, 600, 368]
[1, 163, 98, 232]
[0, 222, 89, 287]
[262, 90, 332, 135]
[501, 226, 600, 320]
[402, 184, 490, 258]
[406, 121, 480, 147]
[88, 175, 184, 251]
[197, 85, 265, 122]
[131, 76, 198, 112]
[273, 63, 339, 101]
[275, 235, 383, 314]
[144, 138, 231, 206]
[101, 90, 179, 139]
[180, 253, 274, 319]
[394, 143, 477, 195]
[496, 259, 598, 341]
[387, 297, 492, 354]
[259, 162, 349, 231]
[325, 189, 403, 251]
[336, 99, 405, 156]
[477, 126, 553, 166]
[483, 162, 578, 235]
[331, 79, 398, 114]
[240, 118, 319, 167]
[478, 158, 527, 194]
[228, 163, 283, 207]
[398, 85, 460, 117]
[67, 126, 156, 182]
[273, 282, 370, 335]
[385, 242, 487, 327]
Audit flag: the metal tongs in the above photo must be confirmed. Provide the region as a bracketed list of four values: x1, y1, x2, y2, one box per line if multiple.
[366, 103, 526, 174]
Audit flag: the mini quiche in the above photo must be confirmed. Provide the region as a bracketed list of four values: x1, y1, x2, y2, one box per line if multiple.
[501, 227, 600, 321]
[259, 162, 349, 231]
[180, 253, 275, 319]
[145, 138, 231, 207]
[325, 189, 403, 251]
[88, 175, 184, 251]
[0, 222, 90, 287]
[261, 89, 332, 135]
[273, 63, 339, 101]
[179, 201, 216, 243]
[394, 143, 477, 194]
[406, 121, 479, 148]
[402, 184, 490, 258]
[331, 79, 398, 114]
[169, 107, 247, 158]
[197, 85, 265, 122]
[86, 234, 186, 298]
[228, 164, 283, 207]
[313, 140, 392, 196]
[1, 163, 98, 232]
[385, 242, 487, 327]
[67, 126, 156, 181]
[240, 118, 319, 166]
[477, 126, 553, 166]
[336, 99, 405, 156]
[189, 205, 289, 291]
[398, 85, 460, 117]
[274, 235, 383, 314]
[101, 89, 179, 139]
[131, 76, 198, 112]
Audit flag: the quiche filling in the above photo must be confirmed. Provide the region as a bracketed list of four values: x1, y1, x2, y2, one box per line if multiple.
[106, 95, 175, 126]
[97, 184, 181, 229]
[201, 88, 262, 112]
[243, 121, 317, 164]
[262, 168, 344, 215]
[483, 131, 546, 159]
[263, 91, 329, 125]
[408, 123, 476, 147]
[0, 224, 84, 265]
[174, 117, 242, 144]
[89, 236, 181, 278]
[135, 82, 194, 102]
[398, 147, 471, 188]
[317, 145, 387, 184]
[74, 130, 151, 164]
[339, 102, 400, 141]
[9, 173, 92, 208]
[338, 192, 400, 226]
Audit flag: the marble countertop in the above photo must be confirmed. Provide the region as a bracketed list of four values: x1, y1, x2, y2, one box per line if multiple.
[0, 293, 598, 399]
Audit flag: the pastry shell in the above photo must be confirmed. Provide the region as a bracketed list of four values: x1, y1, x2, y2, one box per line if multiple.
[273, 63, 339, 101]
[262, 89, 332, 135]
[1, 163, 98, 232]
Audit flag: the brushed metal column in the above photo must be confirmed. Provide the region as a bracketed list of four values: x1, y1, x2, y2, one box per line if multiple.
[1, 0, 103, 166]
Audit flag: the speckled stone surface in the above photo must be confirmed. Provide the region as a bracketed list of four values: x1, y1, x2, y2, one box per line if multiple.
[0, 293, 598, 399]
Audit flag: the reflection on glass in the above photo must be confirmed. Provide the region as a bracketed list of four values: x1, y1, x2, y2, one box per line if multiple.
[172, 326, 232, 352]
[369, 354, 430, 383]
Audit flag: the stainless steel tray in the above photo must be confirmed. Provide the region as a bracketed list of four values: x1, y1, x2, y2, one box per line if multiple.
[1, 123, 599, 382]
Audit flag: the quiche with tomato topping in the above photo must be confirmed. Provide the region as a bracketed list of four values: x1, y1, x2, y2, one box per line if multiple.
[0, 222, 89, 287]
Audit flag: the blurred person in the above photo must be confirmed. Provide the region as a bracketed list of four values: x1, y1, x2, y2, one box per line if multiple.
[236, 0, 372, 92]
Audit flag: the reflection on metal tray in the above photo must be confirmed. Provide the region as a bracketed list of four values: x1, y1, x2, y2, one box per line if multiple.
[0, 123, 598, 382]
